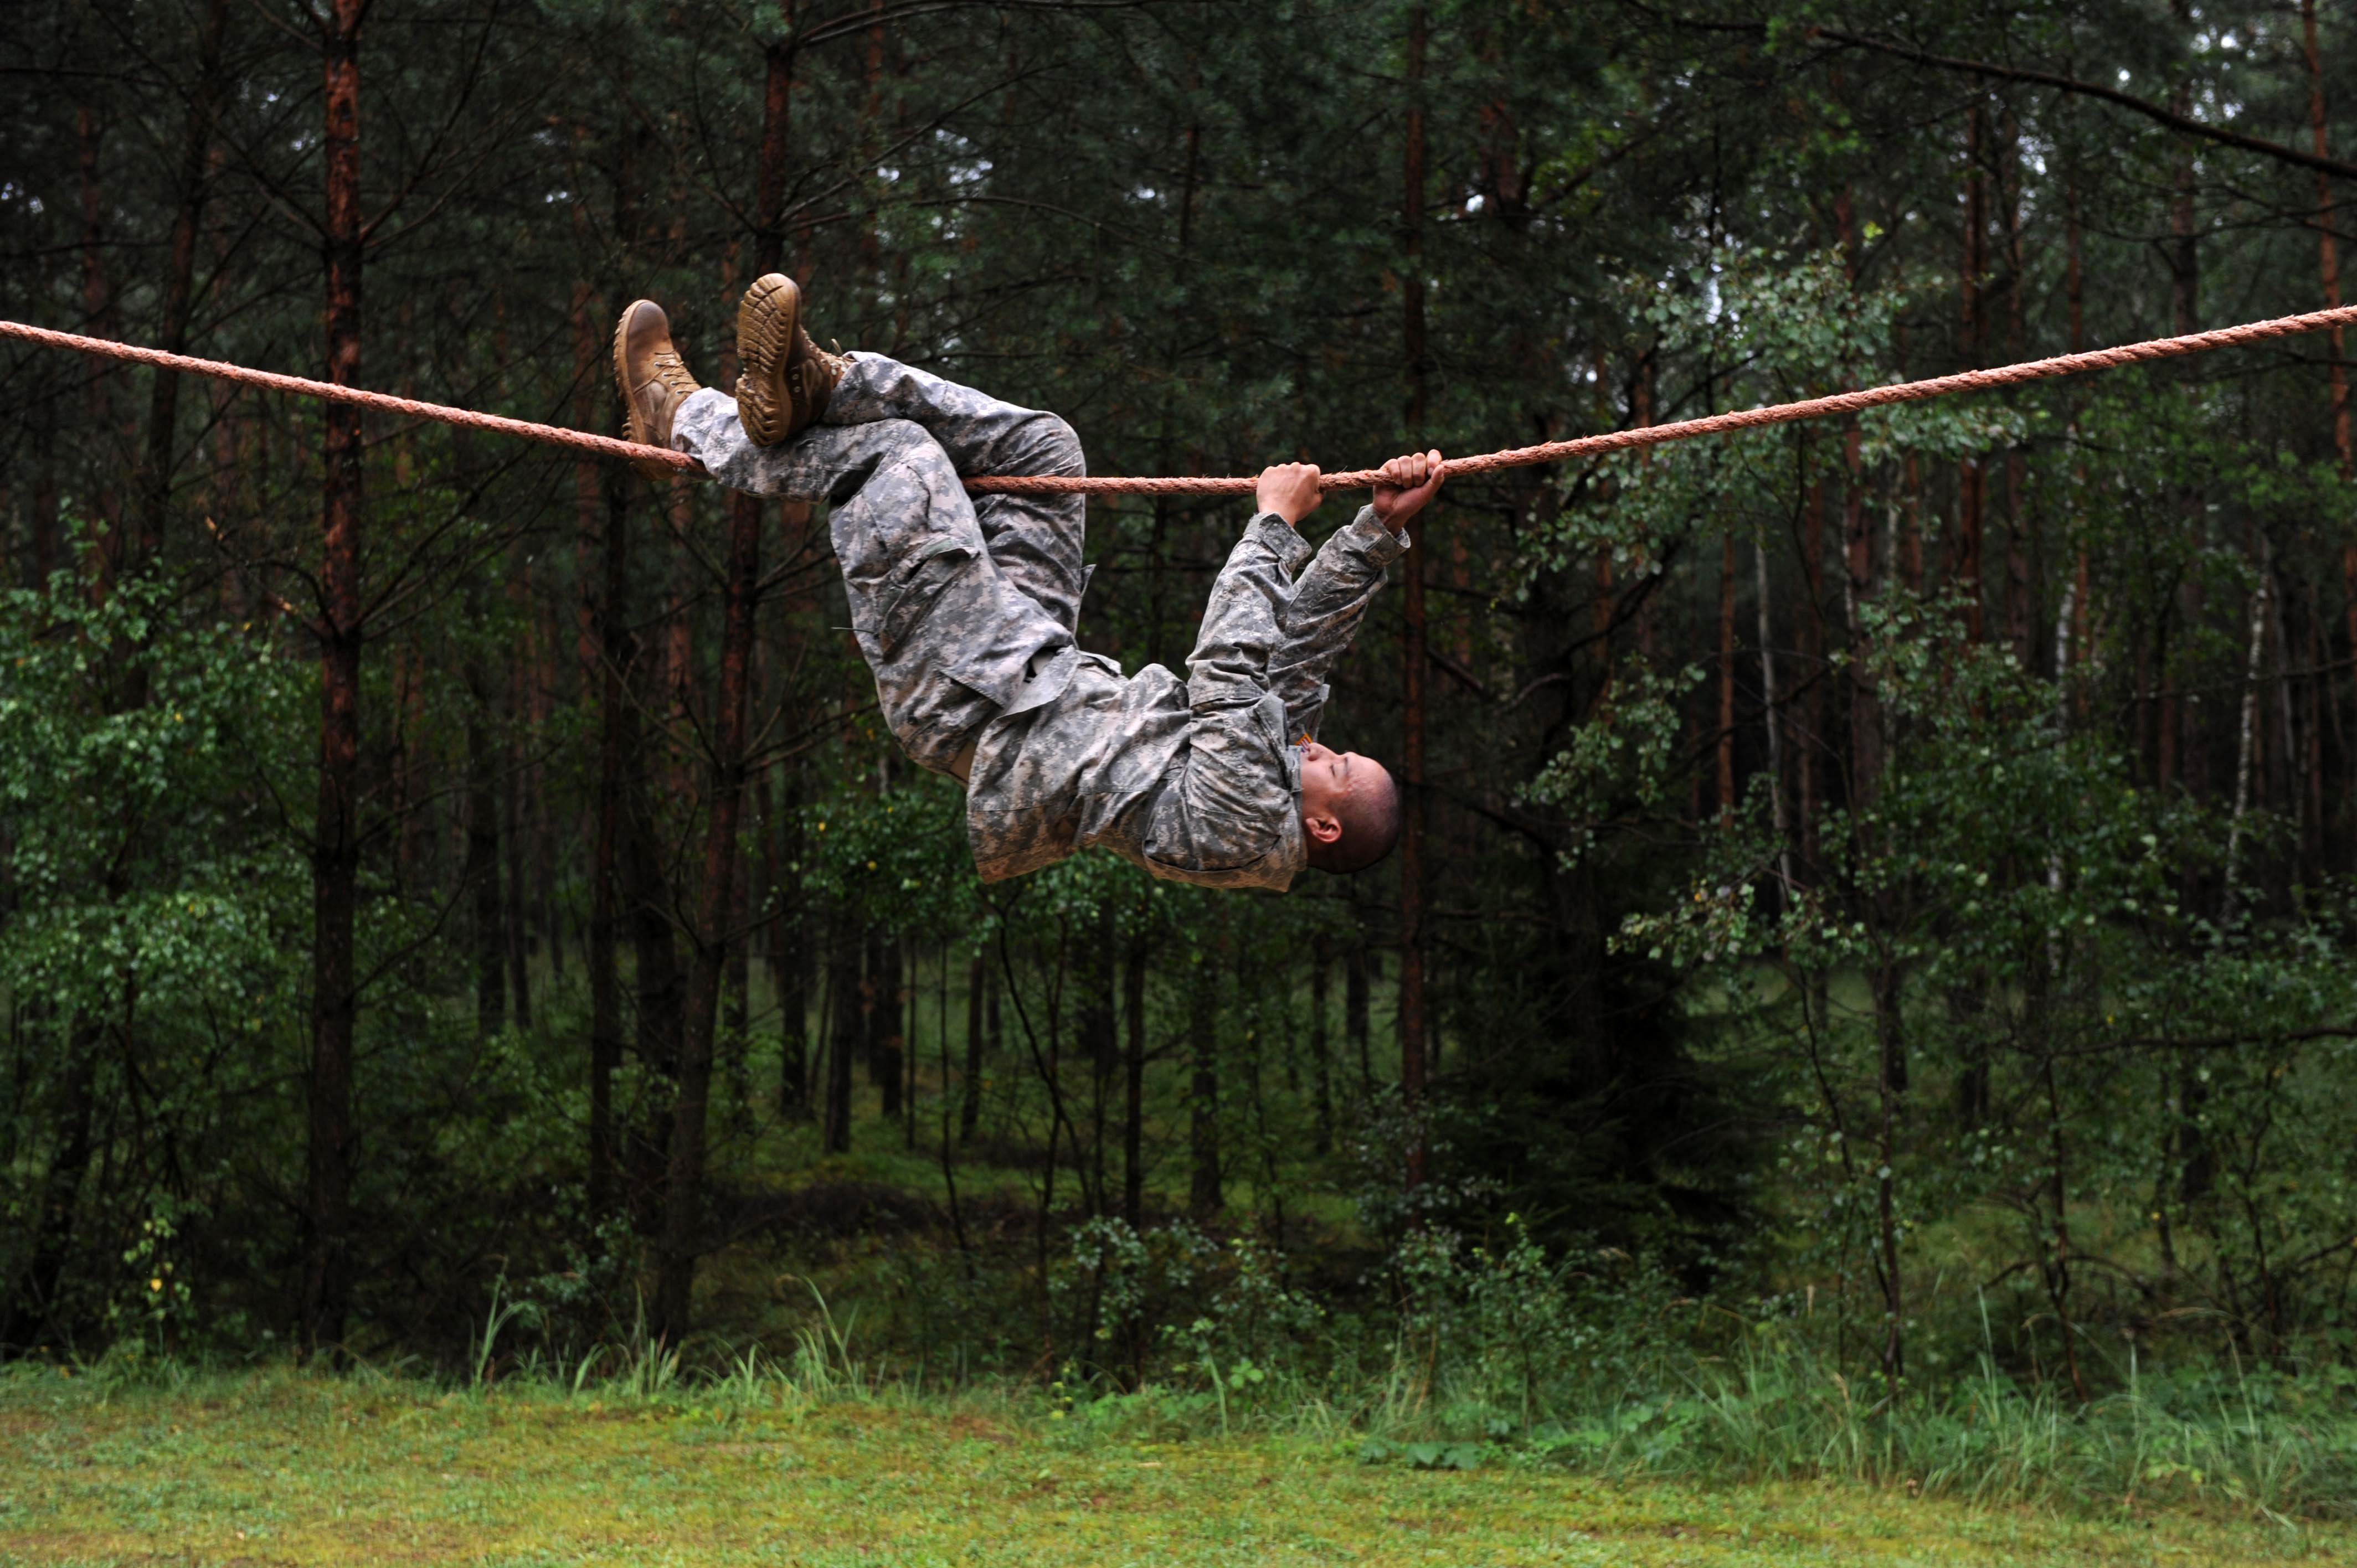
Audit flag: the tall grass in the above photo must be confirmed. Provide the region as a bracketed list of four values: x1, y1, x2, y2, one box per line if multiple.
[1594, 1333, 2356, 1520]
[45, 1281, 2357, 1521]
[1051, 1331, 2357, 1520]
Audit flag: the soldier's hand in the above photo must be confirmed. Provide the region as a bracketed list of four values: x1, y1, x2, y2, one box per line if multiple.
[1371, 450, 1445, 534]
[1255, 462, 1324, 526]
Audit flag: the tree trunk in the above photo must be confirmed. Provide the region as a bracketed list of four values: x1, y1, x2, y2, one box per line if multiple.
[2168, 40, 2204, 811]
[31, 392, 60, 589]
[1843, 456, 1881, 809]
[756, 10, 800, 265]
[580, 97, 632, 1189]
[1346, 942, 1371, 1092]
[1187, 953, 1221, 1219]
[1756, 538, 1791, 891]
[303, 0, 367, 1358]
[825, 918, 860, 1153]
[2302, 0, 2357, 852]
[464, 651, 505, 1038]
[623, 742, 683, 1215]
[961, 952, 986, 1144]
[505, 705, 534, 1031]
[2222, 549, 2272, 920]
[870, 932, 903, 1116]
[1123, 938, 1146, 1226]
[587, 466, 630, 1215]
[135, 0, 230, 571]
[2178, 1058, 2215, 1205]
[653, 466, 764, 1339]
[2000, 114, 2033, 666]
[936, 950, 974, 1268]
[5, 1021, 100, 1348]
[2170, 87, 2200, 338]
[533, 603, 561, 979]
[770, 766, 810, 1117]
[1799, 481, 1825, 869]
[1396, 0, 1430, 1195]
[905, 949, 921, 1151]
[986, 967, 1002, 1113]
[75, 102, 123, 584]
[1958, 102, 1987, 644]
[1083, 912, 1116, 1206]
[1873, 966, 1906, 1386]
[723, 842, 750, 1115]
[2042, 1061, 2092, 1402]
[748, 14, 802, 1126]
[1717, 530, 1737, 822]
[1310, 935, 1332, 1157]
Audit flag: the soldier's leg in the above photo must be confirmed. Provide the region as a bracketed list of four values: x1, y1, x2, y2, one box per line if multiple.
[675, 385, 920, 506]
[671, 389, 1071, 773]
[821, 356, 1089, 637]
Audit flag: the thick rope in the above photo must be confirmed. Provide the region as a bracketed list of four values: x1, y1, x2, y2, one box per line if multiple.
[11, 303, 2357, 496]
[0, 318, 685, 471]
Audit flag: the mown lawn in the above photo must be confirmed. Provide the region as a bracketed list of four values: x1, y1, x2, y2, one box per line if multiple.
[1, 1370, 2346, 1566]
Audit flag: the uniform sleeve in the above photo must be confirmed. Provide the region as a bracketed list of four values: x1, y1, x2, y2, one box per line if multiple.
[1264, 506, 1408, 741]
[1138, 514, 1310, 884]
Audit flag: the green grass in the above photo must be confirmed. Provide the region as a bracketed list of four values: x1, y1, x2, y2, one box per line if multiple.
[3, 1368, 2351, 1566]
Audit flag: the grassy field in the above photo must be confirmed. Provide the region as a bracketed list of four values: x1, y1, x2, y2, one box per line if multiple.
[2, 1369, 2350, 1567]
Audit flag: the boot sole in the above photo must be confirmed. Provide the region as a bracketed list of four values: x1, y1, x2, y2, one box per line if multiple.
[736, 274, 801, 446]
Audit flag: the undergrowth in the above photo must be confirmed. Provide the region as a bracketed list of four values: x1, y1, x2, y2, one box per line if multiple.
[25, 1286, 2357, 1526]
[24, 1206, 2354, 1526]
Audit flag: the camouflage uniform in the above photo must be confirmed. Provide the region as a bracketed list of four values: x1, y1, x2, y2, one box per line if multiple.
[672, 356, 1408, 891]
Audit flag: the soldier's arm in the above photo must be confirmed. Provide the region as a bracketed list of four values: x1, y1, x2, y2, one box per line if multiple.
[1180, 461, 1319, 711]
[1267, 451, 1442, 740]
[1265, 507, 1407, 741]
[1137, 471, 1320, 880]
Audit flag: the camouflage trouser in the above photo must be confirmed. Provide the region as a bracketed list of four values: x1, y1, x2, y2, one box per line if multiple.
[672, 357, 1088, 773]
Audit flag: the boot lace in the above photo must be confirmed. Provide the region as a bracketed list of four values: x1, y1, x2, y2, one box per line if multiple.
[650, 348, 699, 398]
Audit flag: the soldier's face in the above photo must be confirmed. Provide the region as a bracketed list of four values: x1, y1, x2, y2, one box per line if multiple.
[1299, 740, 1377, 844]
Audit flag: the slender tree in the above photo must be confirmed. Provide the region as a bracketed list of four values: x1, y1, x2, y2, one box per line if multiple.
[1397, 0, 1430, 1194]
[301, 0, 368, 1357]
[654, 433, 766, 1335]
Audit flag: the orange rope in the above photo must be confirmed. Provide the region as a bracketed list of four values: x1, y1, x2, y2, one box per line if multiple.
[10, 305, 2357, 496]
[0, 318, 686, 472]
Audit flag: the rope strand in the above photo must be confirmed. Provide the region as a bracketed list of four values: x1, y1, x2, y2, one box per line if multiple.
[11, 303, 2357, 496]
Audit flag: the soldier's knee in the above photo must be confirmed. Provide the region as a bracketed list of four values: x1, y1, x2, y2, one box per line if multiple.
[1025, 412, 1085, 478]
[872, 418, 935, 460]
[861, 419, 956, 492]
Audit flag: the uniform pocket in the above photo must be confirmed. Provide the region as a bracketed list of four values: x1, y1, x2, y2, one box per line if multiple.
[876, 537, 978, 656]
[1250, 692, 1291, 751]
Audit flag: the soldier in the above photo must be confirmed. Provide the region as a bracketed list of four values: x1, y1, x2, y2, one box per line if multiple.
[613, 274, 1442, 891]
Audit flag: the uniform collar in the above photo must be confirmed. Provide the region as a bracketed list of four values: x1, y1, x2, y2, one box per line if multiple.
[1275, 741, 1307, 879]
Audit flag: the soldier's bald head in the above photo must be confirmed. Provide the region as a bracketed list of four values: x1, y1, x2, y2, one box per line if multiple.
[1299, 742, 1401, 875]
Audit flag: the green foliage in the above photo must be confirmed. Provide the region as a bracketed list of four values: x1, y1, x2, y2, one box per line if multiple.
[1521, 657, 1704, 840]
[796, 768, 979, 938]
[0, 558, 310, 1350]
[1620, 586, 2357, 1379]
[0, 559, 305, 1018]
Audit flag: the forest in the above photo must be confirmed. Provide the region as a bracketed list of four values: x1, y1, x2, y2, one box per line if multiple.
[8, 0, 2357, 1509]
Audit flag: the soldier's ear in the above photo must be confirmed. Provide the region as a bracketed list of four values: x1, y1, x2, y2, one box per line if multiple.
[1304, 808, 1342, 845]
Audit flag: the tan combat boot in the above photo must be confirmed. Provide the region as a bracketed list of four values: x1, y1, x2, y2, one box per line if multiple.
[611, 299, 703, 480]
[735, 272, 848, 446]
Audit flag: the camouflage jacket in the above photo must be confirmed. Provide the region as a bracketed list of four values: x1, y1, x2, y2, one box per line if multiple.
[965, 506, 1408, 889]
